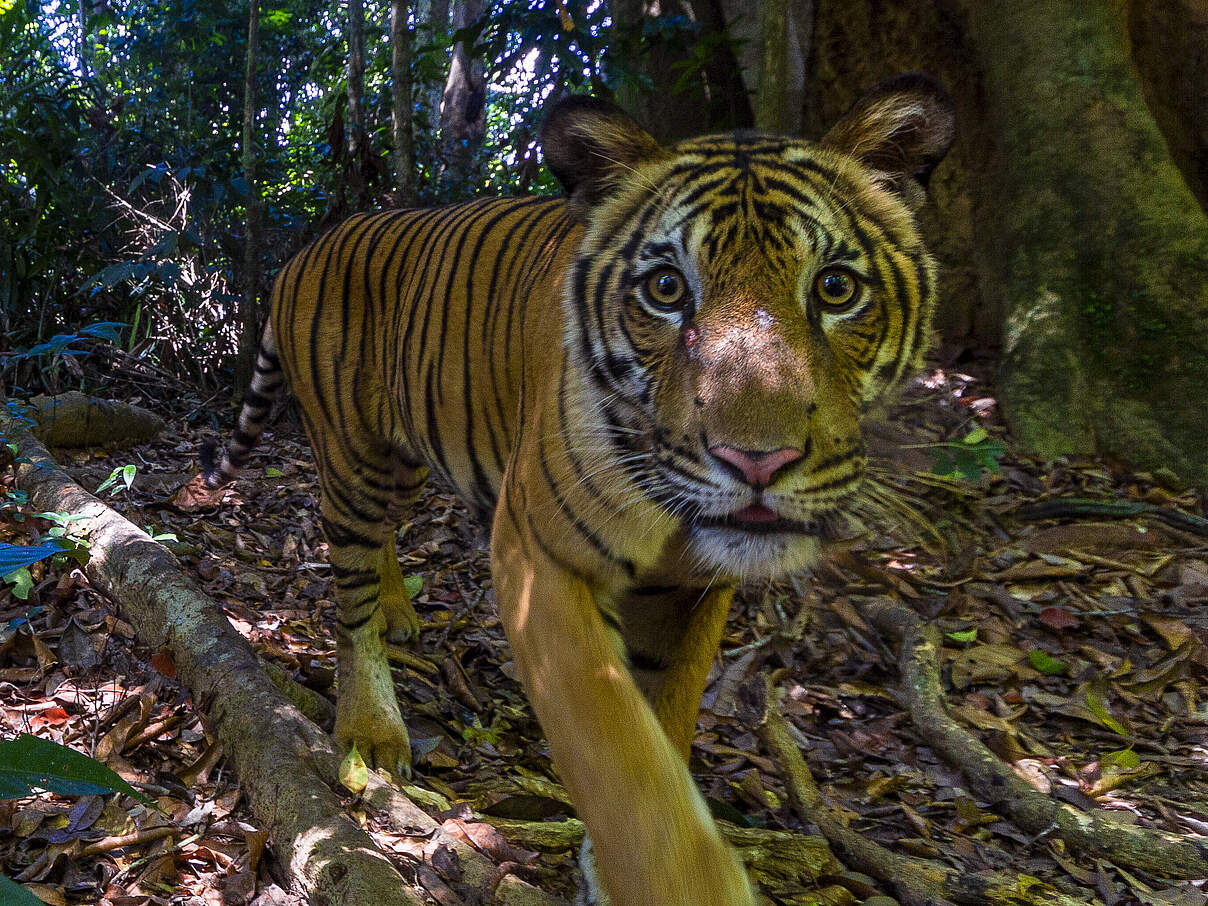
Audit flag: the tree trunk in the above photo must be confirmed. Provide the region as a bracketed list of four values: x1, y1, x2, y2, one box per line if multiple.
[754, 0, 787, 131]
[235, 0, 261, 396]
[347, 0, 369, 209]
[438, 0, 486, 195]
[1127, 0, 1208, 212]
[414, 0, 449, 144]
[742, 0, 811, 133]
[391, 0, 417, 206]
[960, 0, 1208, 485]
[610, 0, 753, 143]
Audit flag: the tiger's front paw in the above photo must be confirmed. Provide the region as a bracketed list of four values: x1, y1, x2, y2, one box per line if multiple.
[335, 649, 412, 778]
[335, 699, 411, 779]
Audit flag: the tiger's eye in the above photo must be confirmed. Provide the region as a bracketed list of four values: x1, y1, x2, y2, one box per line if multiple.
[814, 269, 858, 308]
[644, 267, 687, 311]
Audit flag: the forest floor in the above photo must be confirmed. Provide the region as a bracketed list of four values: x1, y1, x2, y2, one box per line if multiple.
[0, 358, 1206, 906]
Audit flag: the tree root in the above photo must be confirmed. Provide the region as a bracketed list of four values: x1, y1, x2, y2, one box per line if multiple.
[858, 598, 1208, 880]
[5, 421, 563, 906]
[753, 677, 1089, 906]
[1014, 497, 1208, 538]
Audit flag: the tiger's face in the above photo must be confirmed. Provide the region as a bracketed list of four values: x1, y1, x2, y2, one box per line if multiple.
[544, 79, 954, 579]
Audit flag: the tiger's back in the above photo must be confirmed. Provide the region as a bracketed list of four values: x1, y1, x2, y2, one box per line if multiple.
[273, 197, 578, 519]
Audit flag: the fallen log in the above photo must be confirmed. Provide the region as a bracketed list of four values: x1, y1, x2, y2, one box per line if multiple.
[4, 418, 565, 906]
[24, 391, 164, 448]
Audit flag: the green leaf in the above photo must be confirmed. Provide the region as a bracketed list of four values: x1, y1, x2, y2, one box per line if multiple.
[930, 448, 958, 476]
[339, 743, 368, 795]
[1085, 691, 1128, 735]
[1027, 649, 1067, 675]
[5, 568, 32, 600]
[264, 467, 284, 478]
[946, 628, 978, 643]
[0, 875, 47, 906]
[0, 734, 153, 804]
[96, 464, 136, 496]
[1102, 747, 1140, 770]
[404, 575, 423, 599]
[32, 512, 87, 527]
[954, 449, 983, 481]
[78, 321, 125, 343]
[962, 427, 989, 445]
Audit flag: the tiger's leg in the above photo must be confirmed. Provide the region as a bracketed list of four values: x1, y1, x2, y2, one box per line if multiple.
[621, 585, 735, 760]
[317, 437, 412, 776]
[378, 451, 428, 644]
[491, 501, 754, 906]
[577, 585, 737, 904]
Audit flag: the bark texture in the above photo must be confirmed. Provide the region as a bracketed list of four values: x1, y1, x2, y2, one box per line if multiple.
[803, 0, 988, 345]
[718, 0, 811, 134]
[25, 392, 163, 448]
[391, 0, 417, 206]
[610, 0, 752, 143]
[415, 0, 449, 143]
[346, 0, 369, 209]
[5, 423, 565, 906]
[961, 0, 1208, 484]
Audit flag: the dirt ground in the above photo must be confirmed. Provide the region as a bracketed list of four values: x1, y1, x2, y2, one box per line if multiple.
[1, 359, 1206, 906]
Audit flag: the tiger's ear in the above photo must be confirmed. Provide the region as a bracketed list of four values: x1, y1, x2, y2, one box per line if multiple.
[821, 73, 955, 207]
[540, 96, 669, 212]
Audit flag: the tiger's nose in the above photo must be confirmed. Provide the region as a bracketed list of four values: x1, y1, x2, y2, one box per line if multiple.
[708, 445, 803, 488]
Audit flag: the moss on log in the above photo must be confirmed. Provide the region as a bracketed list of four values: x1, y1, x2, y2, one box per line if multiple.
[26, 392, 164, 449]
[961, 0, 1208, 484]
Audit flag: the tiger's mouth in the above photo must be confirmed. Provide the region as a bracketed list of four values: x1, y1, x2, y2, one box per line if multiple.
[693, 504, 833, 537]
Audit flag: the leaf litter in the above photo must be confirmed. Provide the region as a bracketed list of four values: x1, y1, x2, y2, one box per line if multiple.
[0, 357, 1204, 905]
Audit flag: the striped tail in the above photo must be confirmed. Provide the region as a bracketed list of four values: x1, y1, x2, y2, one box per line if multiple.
[200, 325, 283, 488]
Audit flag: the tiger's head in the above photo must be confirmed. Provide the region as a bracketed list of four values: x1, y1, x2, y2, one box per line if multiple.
[541, 76, 955, 579]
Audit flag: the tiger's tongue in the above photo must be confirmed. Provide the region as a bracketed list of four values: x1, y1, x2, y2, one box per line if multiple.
[732, 504, 780, 523]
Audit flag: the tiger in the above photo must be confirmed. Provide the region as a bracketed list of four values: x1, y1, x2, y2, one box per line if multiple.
[201, 73, 954, 906]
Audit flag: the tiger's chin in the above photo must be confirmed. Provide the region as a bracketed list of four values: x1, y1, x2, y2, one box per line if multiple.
[685, 522, 825, 581]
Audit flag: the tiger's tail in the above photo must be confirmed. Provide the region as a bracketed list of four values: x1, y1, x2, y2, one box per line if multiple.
[200, 324, 283, 489]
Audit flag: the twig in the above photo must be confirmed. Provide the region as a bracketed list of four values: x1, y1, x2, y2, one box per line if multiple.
[385, 643, 439, 675]
[79, 824, 178, 857]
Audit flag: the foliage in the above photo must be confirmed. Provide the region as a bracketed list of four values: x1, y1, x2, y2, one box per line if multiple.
[0, 734, 154, 902]
[928, 428, 1007, 480]
[0, 0, 721, 392]
[0, 733, 151, 802]
[95, 463, 137, 497]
